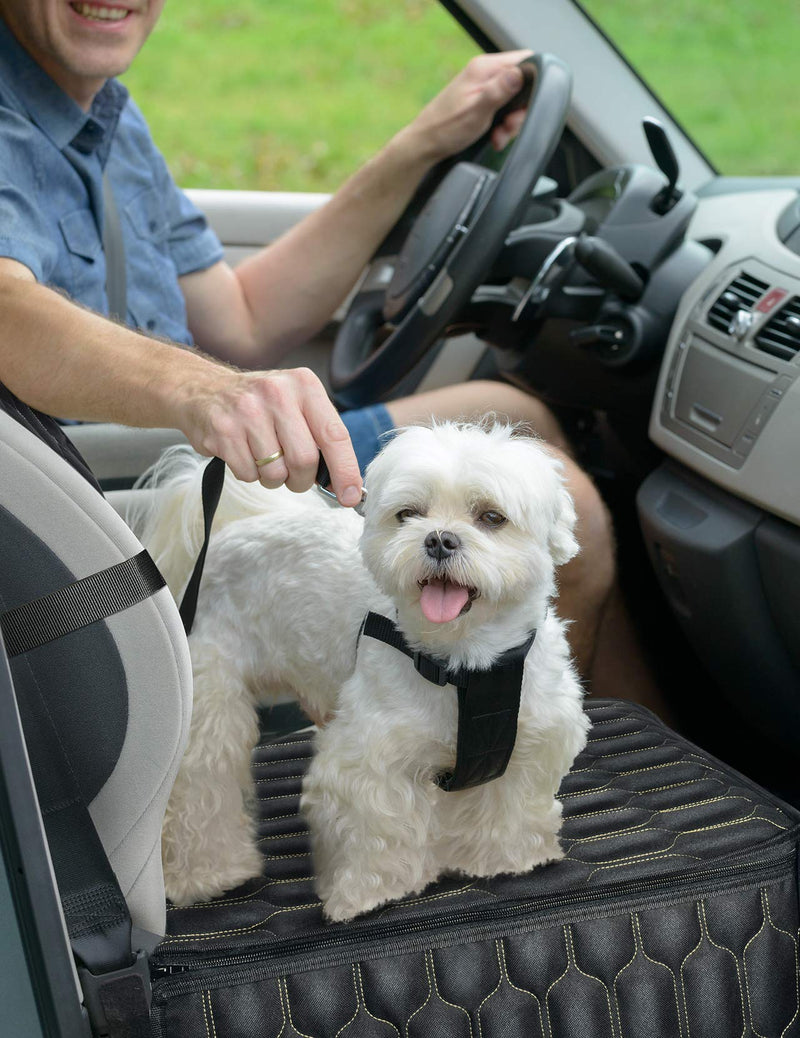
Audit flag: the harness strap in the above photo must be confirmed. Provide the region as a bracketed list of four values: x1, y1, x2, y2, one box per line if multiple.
[361, 610, 536, 791]
[0, 550, 165, 657]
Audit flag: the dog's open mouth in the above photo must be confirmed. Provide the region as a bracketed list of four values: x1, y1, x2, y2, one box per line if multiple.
[417, 579, 479, 624]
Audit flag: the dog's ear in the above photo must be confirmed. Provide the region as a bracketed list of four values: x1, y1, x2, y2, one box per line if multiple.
[550, 484, 580, 565]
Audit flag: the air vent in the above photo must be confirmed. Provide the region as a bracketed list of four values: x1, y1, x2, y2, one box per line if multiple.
[754, 296, 800, 361]
[706, 272, 769, 333]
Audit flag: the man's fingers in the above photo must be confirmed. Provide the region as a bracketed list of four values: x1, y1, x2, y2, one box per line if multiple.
[272, 412, 325, 493]
[223, 439, 264, 483]
[301, 391, 362, 507]
[248, 433, 290, 488]
[491, 107, 526, 150]
[186, 367, 361, 502]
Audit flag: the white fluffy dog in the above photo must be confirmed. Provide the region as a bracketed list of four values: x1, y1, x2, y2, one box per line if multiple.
[135, 421, 589, 921]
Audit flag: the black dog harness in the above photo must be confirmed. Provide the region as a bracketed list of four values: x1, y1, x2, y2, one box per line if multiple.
[360, 611, 536, 792]
[178, 460, 535, 793]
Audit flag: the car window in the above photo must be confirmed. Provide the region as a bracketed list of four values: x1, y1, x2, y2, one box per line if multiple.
[580, 0, 799, 176]
[123, 0, 478, 193]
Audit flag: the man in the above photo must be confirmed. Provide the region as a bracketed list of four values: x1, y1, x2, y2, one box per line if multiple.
[0, 0, 623, 688]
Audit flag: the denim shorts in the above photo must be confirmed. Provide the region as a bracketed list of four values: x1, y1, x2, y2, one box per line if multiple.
[340, 403, 395, 475]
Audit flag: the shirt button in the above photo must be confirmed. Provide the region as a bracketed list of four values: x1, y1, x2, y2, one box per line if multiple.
[146, 319, 156, 330]
[148, 219, 158, 232]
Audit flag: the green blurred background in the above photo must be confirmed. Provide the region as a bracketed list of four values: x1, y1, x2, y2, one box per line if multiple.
[123, 0, 476, 192]
[123, 0, 800, 193]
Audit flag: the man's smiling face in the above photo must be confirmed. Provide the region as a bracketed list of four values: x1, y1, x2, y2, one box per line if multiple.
[0, 0, 165, 108]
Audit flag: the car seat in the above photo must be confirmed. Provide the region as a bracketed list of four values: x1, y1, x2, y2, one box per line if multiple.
[0, 406, 193, 942]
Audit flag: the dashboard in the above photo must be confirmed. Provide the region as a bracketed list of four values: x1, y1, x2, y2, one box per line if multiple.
[651, 190, 800, 527]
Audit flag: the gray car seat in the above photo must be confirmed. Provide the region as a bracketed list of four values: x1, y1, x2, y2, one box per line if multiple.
[0, 407, 192, 940]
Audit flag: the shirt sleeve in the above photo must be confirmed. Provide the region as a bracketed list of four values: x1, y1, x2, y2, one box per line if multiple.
[0, 107, 60, 281]
[164, 177, 225, 277]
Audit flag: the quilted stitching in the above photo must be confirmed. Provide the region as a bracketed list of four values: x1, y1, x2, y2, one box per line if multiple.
[154, 701, 800, 1038]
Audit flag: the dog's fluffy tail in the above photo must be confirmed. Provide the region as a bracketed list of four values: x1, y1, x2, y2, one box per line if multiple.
[127, 446, 312, 598]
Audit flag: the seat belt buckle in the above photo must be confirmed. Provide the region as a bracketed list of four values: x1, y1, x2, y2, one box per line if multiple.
[78, 948, 152, 1037]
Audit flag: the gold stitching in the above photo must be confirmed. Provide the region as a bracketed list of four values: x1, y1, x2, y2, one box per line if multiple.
[404, 951, 434, 1034]
[474, 941, 504, 1036]
[201, 991, 211, 1038]
[354, 962, 400, 1036]
[160, 900, 320, 943]
[429, 952, 473, 1037]
[699, 900, 747, 1038]
[205, 990, 218, 1038]
[283, 975, 316, 1038]
[544, 926, 576, 1037]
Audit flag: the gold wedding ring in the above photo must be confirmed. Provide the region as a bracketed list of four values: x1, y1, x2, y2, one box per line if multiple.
[254, 448, 284, 467]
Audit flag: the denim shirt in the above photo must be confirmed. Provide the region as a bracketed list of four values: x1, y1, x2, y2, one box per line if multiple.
[0, 18, 223, 345]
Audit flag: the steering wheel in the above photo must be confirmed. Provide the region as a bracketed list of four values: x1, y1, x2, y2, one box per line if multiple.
[330, 53, 572, 410]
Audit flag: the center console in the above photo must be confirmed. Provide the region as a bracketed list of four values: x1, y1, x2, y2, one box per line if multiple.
[640, 190, 800, 754]
[651, 191, 800, 525]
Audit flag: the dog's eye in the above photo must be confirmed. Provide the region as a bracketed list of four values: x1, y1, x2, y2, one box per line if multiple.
[396, 508, 420, 522]
[478, 510, 507, 529]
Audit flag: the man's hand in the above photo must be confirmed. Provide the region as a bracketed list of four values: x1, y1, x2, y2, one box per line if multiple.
[179, 365, 364, 506]
[398, 50, 534, 165]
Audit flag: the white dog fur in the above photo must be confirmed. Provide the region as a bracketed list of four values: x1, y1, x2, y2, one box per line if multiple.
[134, 421, 589, 921]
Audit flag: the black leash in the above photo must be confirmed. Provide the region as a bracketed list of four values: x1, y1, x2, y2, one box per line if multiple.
[178, 455, 226, 635]
[178, 454, 358, 635]
[360, 611, 536, 791]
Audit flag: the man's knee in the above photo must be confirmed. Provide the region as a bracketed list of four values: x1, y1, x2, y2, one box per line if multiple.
[386, 379, 571, 452]
[557, 457, 616, 598]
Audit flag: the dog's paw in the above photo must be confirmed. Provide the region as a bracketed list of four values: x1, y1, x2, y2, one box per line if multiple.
[446, 833, 564, 880]
[321, 887, 386, 923]
[319, 869, 432, 922]
[164, 844, 264, 906]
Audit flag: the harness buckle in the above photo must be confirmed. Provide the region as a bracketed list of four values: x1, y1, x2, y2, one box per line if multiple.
[413, 651, 450, 686]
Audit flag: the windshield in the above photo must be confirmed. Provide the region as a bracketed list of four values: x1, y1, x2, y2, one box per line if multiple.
[580, 0, 799, 177]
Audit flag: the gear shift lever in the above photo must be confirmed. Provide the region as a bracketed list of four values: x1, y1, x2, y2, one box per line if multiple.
[643, 117, 682, 214]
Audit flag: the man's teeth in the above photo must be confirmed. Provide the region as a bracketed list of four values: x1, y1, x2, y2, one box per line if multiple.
[72, 3, 129, 21]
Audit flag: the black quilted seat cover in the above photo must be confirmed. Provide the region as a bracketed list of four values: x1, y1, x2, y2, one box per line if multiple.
[151, 700, 800, 1037]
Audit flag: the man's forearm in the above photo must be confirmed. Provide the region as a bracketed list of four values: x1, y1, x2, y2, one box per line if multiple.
[0, 273, 364, 501]
[0, 276, 219, 428]
[232, 128, 435, 361]
[185, 53, 531, 368]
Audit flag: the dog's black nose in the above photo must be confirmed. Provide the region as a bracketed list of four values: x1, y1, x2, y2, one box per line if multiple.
[424, 530, 461, 560]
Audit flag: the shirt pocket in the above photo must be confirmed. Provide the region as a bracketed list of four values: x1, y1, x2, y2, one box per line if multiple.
[58, 207, 103, 305]
[124, 185, 170, 244]
[124, 186, 190, 342]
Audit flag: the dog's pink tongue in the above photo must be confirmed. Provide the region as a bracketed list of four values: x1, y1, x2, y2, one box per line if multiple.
[420, 579, 470, 623]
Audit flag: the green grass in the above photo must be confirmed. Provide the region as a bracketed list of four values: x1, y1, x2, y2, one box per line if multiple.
[123, 0, 800, 191]
[585, 0, 800, 175]
[122, 0, 477, 192]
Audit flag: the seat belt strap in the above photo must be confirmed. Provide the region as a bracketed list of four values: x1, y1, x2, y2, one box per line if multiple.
[11, 647, 154, 1036]
[361, 610, 536, 791]
[1, 550, 164, 1033]
[102, 171, 127, 323]
[0, 550, 165, 658]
